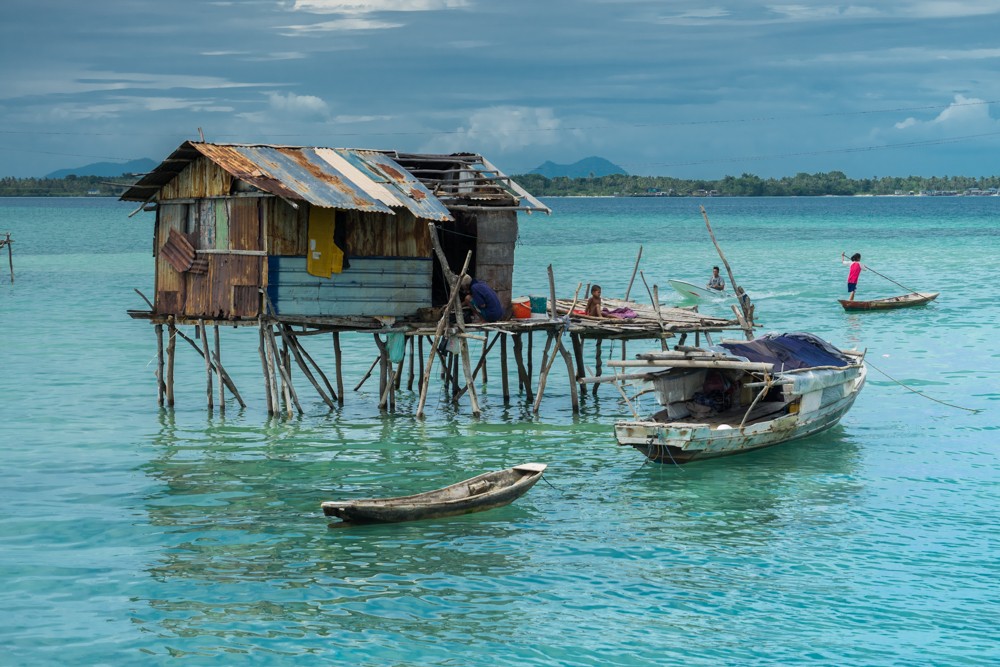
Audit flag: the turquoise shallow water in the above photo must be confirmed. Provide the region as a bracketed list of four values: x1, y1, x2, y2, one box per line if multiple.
[0, 196, 997, 665]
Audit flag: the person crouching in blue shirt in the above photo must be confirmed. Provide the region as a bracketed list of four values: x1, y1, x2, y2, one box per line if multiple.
[460, 275, 503, 322]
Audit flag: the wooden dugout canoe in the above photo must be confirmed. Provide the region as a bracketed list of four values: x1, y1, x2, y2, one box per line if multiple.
[838, 292, 939, 311]
[322, 463, 547, 524]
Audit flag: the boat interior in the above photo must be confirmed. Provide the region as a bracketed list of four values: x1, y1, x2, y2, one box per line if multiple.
[644, 368, 797, 429]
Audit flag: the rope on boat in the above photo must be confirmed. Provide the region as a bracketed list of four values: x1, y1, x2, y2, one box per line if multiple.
[864, 359, 982, 413]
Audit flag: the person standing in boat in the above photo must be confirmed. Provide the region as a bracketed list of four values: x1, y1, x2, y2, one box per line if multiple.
[842, 252, 863, 301]
[707, 266, 725, 291]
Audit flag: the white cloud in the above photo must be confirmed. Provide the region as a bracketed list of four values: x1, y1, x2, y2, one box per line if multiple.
[266, 92, 330, 118]
[424, 106, 562, 154]
[292, 0, 468, 14]
[892, 94, 998, 133]
[908, 1, 1000, 19]
[0, 68, 279, 100]
[281, 17, 403, 33]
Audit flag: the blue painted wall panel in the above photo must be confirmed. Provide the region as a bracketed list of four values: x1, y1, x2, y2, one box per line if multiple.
[268, 256, 432, 318]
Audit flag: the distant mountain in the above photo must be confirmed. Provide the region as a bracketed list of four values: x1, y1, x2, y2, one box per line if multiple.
[529, 156, 627, 178]
[46, 158, 156, 179]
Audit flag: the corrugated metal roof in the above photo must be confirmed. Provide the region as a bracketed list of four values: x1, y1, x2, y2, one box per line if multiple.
[121, 141, 454, 222]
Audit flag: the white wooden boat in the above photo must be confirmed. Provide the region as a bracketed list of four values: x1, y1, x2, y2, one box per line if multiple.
[322, 463, 546, 523]
[613, 333, 866, 463]
[667, 279, 733, 300]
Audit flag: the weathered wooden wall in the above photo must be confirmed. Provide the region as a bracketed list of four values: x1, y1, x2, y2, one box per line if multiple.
[267, 256, 432, 317]
[159, 157, 232, 199]
[470, 210, 517, 311]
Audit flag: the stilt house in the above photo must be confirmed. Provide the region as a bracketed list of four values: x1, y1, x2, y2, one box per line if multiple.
[121, 141, 548, 326]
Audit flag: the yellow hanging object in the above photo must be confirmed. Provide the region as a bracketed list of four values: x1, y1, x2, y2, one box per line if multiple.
[306, 208, 344, 277]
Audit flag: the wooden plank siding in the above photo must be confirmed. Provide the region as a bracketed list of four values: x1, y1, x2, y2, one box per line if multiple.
[267, 256, 432, 318]
[159, 156, 233, 200]
[474, 210, 517, 311]
[155, 204, 187, 314]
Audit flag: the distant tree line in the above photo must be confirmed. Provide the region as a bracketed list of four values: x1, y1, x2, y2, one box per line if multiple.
[513, 171, 1000, 197]
[0, 174, 136, 197]
[3, 170, 1000, 198]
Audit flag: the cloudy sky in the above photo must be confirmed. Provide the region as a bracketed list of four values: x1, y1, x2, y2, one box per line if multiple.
[3, 0, 1000, 179]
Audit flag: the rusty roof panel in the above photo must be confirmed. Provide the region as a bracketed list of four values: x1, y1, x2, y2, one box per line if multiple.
[337, 150, 454, 222]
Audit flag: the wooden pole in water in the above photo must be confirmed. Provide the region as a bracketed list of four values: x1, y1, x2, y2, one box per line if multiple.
[592, 338, 602, 397]
[333, 332, 344, 406]
[214, 325, 225, 414]
[166, 320, 176, 407]
[198, 320, 213, 410]
[416, 250, 472, 418]
[624, 245, 642, 301]
[5, 233, 13, 283]
[512, 333, 533, 402]
[407, 336, 415, 391]
[700, 205, 754, 340]
[259, 324, 275, 414]
[280, 325, 335, 409]
[500, 333, 510, 402]
[155, 323, 165, 407]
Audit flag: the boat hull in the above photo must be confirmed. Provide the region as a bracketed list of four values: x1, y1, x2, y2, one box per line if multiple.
[667, 279, 731, 300]
[839, 292, 938, 311]
[322, 463, 546, 523]
[615, 365, 866, 464]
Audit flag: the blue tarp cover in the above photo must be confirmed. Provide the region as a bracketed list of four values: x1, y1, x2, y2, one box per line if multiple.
[721, 332, 852, 371]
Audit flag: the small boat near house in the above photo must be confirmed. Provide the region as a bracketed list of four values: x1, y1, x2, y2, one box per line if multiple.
[613, 333, 866, 464]
[322, 463, 547, 524]
[839, 292, 939, 311]
[667, 279, 733, 301]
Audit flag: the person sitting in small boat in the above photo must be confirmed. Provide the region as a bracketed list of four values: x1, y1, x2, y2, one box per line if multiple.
[841, 252, 863, 301]
[461, 275, 503, 322]
[585, 284, 603, 317]
[707, 266, 725, 291]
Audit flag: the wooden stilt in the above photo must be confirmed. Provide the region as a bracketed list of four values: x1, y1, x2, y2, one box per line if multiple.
[267, 323, 299, 415]
[289, 328, 338, 404]
[416, 248, 472, 418]
[533, 332, 561, 414]
[214, 325, 225, 414]
[279, 324, 336, 409]
[512, 333, 533, 402]
[500, 333, 510, 402]
[259, 324, 275, 414]
[592, 338, 602, 397]
[198, 320, 213, 411]
[155, 323, 165, 407]
[417, 336, 424, 393]
[407, 336, 416, 391]
[354, 354, 380, 391]
[479, 338, 488, 385]
[166, 321, 176, 407]
[558, 337, 580, 413]
[453, 331, 501, 402]
[571, 333, 586, 395]
[333, 333, 344, 406]
[527, 331, 534, 382]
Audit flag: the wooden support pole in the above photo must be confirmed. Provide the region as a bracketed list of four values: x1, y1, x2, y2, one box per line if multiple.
[333, 332, 344, 406]
[198, 320, 213, 411]
[500, 333, 510, 402]
[280, 324, 336, 410]
[592, 338, 602, 397]
[407, 336, 415, 391]
[512, 333, 533, 402]
[417, 336, 424, 393]
[354, 355, 381, 392]
[290, 328, 338, 403]
[267, 323, 299, 416]
[528, 331, 534, 383]
[532, 331, 561, 414]
[166, 321, 176, 407]
[214, 325, 225, 414]
[624, 245, 642, 301]
[155, 323, 165, 407]
[259, 324, 275, 414]
[701, 205, 754, 340]
[453, 331, 502, 402]
[571, 333, 586, 394]
[416, 249, 472, 418]
[558, 336, 580, 413]
[5, 233, 14, 283]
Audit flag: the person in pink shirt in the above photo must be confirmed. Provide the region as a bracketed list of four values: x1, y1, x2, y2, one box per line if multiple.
[842, 252, 863, 301]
